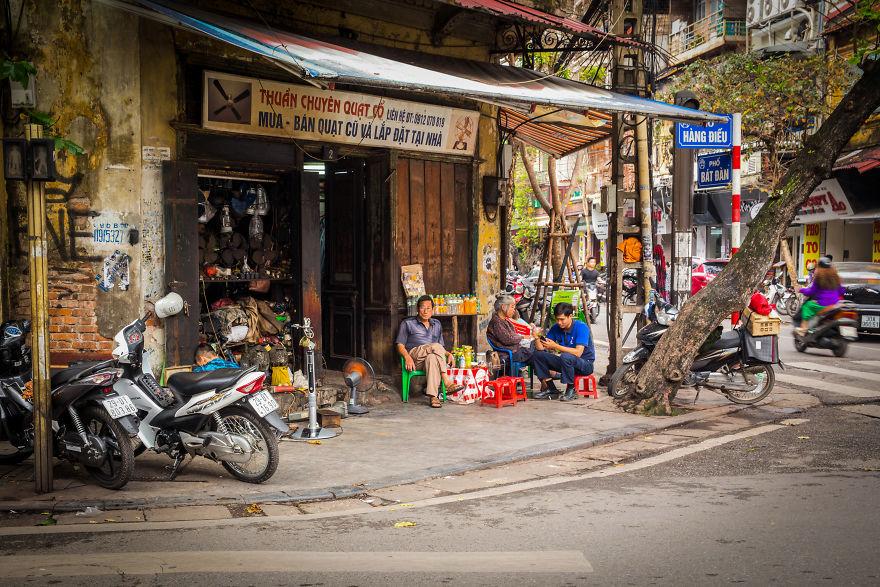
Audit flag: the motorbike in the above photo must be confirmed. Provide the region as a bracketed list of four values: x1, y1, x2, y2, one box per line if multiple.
[0, 320, 138, 489]
[793, 301, 859, 357]
[596, 274, 607, 303]
[585, 283, 600, 324]
[763, 277, 799, 316]
[622, 269, 638, 304]
[609, 294, 776, 405]
[112, 294, 288, 483]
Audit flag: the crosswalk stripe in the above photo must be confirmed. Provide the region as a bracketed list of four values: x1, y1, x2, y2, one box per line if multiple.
[1, 550, 593, 577]
[775, 372, 879, 398]
[786, 361, 880, 384]
[852, 360, 880, 368]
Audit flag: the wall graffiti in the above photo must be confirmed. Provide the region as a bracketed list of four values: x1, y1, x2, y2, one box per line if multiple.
[11, 163, 101, 262]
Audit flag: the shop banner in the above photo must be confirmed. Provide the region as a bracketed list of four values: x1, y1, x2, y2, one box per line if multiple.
[873, 220, 880, 263]
[793, 179, 853, 223]
[802, 223, 821, 274]
[202, 71, 479, 156]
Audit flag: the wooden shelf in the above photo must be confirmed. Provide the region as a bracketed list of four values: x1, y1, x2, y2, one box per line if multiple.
[201, 276, 295, 283]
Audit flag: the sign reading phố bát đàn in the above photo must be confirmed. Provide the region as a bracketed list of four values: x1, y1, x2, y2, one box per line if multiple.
[202, 71, 479, 156]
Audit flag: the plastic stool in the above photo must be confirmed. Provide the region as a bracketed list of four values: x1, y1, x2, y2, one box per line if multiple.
[574, 374, 599, 399]
[498, 376, 527, 403]
[482, 379, 518, 408]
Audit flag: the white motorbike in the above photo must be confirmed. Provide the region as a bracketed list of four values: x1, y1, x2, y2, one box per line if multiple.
[111, 294, 287, 483]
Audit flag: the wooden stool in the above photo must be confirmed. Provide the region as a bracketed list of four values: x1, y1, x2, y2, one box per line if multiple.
[574, 374, 599, 399]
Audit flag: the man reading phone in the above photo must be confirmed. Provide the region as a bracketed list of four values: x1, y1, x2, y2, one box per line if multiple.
[531, 302, 595, 402]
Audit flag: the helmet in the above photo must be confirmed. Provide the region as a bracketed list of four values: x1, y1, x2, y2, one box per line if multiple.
[818, 256, 832, 269]
[154, 292, 184, 318]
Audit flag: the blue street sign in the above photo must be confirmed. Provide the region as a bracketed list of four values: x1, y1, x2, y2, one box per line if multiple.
[696, 152, 732, 189]
[676, 114, 733, 148]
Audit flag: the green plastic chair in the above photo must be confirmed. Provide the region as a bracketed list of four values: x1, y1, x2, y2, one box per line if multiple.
[400, 355, 446, 402]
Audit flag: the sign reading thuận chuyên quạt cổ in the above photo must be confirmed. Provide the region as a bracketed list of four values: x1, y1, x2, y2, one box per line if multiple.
[202, 71, 479, 156]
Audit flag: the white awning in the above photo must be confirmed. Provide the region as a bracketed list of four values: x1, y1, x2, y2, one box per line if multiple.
[99, 0, 726, 127]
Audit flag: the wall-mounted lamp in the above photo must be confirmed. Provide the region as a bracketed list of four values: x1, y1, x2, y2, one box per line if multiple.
[482, 175, 504, 222]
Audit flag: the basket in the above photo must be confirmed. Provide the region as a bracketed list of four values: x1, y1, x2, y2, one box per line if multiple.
[742, 308, 781, 337]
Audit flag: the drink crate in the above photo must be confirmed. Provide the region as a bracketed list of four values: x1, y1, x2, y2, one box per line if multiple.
[742, 308, 781, 336]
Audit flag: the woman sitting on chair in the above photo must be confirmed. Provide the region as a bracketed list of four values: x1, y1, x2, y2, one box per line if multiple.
[486, 294, 535, 373]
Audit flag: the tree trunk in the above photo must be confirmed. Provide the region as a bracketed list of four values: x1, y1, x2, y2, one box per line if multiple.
[516, 141, 552, 212]
[626, 59, 880, 415]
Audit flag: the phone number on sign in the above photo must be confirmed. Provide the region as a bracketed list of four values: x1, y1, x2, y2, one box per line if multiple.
[93, 228, 125, 244]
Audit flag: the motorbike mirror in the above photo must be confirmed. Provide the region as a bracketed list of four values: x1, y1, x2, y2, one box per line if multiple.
[154, 292, 184, 318]
[20, 320, 31, 334]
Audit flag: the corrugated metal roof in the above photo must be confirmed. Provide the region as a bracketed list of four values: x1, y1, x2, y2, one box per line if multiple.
[834, 147, 880, 174]
[443, 0, 643, 47]
[500, 108, 610, 157]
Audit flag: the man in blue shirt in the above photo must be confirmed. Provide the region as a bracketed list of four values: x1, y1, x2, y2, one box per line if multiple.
[192, 344, 240, 372]
[531, 302, 595, 401]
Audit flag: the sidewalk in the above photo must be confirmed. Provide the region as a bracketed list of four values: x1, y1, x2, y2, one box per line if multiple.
[0, 385, 817, 513]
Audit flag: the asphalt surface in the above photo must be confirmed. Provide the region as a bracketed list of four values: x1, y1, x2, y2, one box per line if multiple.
[3, 405, 878, 585]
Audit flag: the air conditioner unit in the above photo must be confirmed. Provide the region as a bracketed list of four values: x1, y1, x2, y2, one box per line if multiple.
[746, 0, 762, 27]
[761, 0, 776, 22]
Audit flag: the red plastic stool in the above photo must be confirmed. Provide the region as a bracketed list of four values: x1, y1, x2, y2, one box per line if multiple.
[482, 378, 518, 408]
[574, 374, 599, 399]
[492, 376, 527, 404]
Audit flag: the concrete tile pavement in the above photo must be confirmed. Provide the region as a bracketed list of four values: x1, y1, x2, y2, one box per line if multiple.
[0, 385, 811, 513]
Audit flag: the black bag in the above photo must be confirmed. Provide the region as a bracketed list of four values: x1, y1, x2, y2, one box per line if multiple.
[742, 332, 778, 364]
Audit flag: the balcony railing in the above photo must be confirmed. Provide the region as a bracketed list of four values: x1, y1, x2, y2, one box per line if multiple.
[669, 9, 747, 60]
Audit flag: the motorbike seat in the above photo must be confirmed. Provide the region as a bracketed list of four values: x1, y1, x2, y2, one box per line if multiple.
[708, 330, 741, 351]
[50, 361, 105, 388]
[167, 368, 244, 397]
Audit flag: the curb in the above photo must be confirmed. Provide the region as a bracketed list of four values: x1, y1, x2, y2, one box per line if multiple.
[0, 402, 803, 513]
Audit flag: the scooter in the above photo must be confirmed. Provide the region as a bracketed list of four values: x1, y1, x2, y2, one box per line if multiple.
[0, 320, 138, 489]
[793, 301, 859, 357]
[585, 283, 600, 324]
[609, 294, 776, 405]
[112, 294, 288, 483]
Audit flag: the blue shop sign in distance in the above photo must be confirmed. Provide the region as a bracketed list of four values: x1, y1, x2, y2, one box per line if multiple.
[676, 114, 733, 148]
[697, 153, 732, 189]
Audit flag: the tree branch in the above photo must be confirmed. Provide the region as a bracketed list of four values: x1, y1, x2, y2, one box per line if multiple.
[516, 140, 552, 213]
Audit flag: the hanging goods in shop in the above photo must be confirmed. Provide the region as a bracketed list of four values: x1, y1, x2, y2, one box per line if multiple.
[342, 358, 375, 416]
[244, 185, 258, 215]
[198, 189, 217, 223]
[249, 214, 264, 246]
[287, 318, 338, 441]
[219, 205, 234, 234]
[254, 184, 270, 216]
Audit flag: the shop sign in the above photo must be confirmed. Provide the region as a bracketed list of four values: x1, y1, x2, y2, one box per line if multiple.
[793, 179, 853, 223]
[696, 153, 731, 189]
[802, 223, 821, 274]
[202, 71, 479, 156]
[873, 220, 880, 263]
[591, 212, 609, 240]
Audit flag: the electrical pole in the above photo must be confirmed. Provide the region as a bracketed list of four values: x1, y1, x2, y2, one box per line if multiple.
[670, 91, 699, 307]
[25, 123, 53, 493]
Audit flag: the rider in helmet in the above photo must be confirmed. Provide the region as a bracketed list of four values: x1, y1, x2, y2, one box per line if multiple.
[793, 256, 845, 335]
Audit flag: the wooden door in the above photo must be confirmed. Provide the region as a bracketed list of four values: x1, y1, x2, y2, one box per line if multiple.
[162, 161, 200, 367]
[322, 159, 365, 369]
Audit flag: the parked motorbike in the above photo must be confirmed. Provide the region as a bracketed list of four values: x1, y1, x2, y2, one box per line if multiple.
[112, 294, 287, 483]
[763, 277, 799, 316]
[793, 301, 859, 357]
[622, 269, 638, 305]
[0, 320, 138, 489]
[609, 294, 776, 405]
[596, 274, 607, 303]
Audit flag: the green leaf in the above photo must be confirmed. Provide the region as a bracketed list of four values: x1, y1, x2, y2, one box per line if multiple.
[0, 58, 36, 88]
[53, 136, 86, 156]
[26, 109, 56, 127]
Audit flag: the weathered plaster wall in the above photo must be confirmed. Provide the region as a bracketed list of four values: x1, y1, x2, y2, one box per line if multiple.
[475, 103, 500, 352]
[8, 0, 173, 363]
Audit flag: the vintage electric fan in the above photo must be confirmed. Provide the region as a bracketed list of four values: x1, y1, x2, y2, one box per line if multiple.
[342, 358, 375, 416]
[288, 318, 338, 440]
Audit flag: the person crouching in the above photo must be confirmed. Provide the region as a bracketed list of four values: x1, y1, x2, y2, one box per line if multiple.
[531, 302, 595, 401]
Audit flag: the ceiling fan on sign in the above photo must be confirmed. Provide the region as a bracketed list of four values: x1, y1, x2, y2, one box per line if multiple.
[212, 79, 251, 121]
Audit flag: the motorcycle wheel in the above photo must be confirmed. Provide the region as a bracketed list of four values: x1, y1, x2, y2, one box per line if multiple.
[793, 336, 808, 353]
[589, 305, 599, 324]
[0, 442, 32, 465]
[775, 296, 789, 316]
[786, 296, 800, 317]
[725, 365, 775, 405]
[832, 339, 848, 358]
[609, 361, 644, 400]
[214, 406, 279, 484]
[80, 405, 135, 490]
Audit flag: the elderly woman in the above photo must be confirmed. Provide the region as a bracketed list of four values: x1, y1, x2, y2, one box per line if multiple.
[486, 294, 535, 370]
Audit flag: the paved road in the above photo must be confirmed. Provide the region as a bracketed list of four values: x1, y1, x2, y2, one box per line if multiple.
[3, 405, 877, 585]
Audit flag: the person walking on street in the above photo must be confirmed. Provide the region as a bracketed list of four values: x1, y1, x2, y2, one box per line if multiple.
[531, 302, 595, 402]
[396, 295, 464, 408]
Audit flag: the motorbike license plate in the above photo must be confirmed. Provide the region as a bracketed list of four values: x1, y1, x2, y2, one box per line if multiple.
[248, 390, 279, 418]
[861, 314, 880, 329]
[102, 395, 137, 419]
[839, 326, 858, 339]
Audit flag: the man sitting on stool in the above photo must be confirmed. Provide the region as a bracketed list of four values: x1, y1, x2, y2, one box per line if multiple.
[531, 302, 595, 401]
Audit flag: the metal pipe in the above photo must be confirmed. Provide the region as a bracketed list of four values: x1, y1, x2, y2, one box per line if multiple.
[25, 124, 53, 494]
[636, 115, 655, 298]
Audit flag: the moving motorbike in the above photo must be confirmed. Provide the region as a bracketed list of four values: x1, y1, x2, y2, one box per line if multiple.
[793, 301, 859, 357]
[585, 283, 600, 324]
[0, 320, 138, 489]
[112, 295, 287, 483]
[609, 294, 776, 405]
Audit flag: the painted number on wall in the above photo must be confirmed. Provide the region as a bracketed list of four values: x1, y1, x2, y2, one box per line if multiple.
[92, 222, 128, 245]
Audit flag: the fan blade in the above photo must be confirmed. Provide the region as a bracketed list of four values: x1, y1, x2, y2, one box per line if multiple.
[213, 105, 229, 116]
[231, 106, 242, 121]
[213, 79, 230, 100]
[233, 88, 251, 102]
